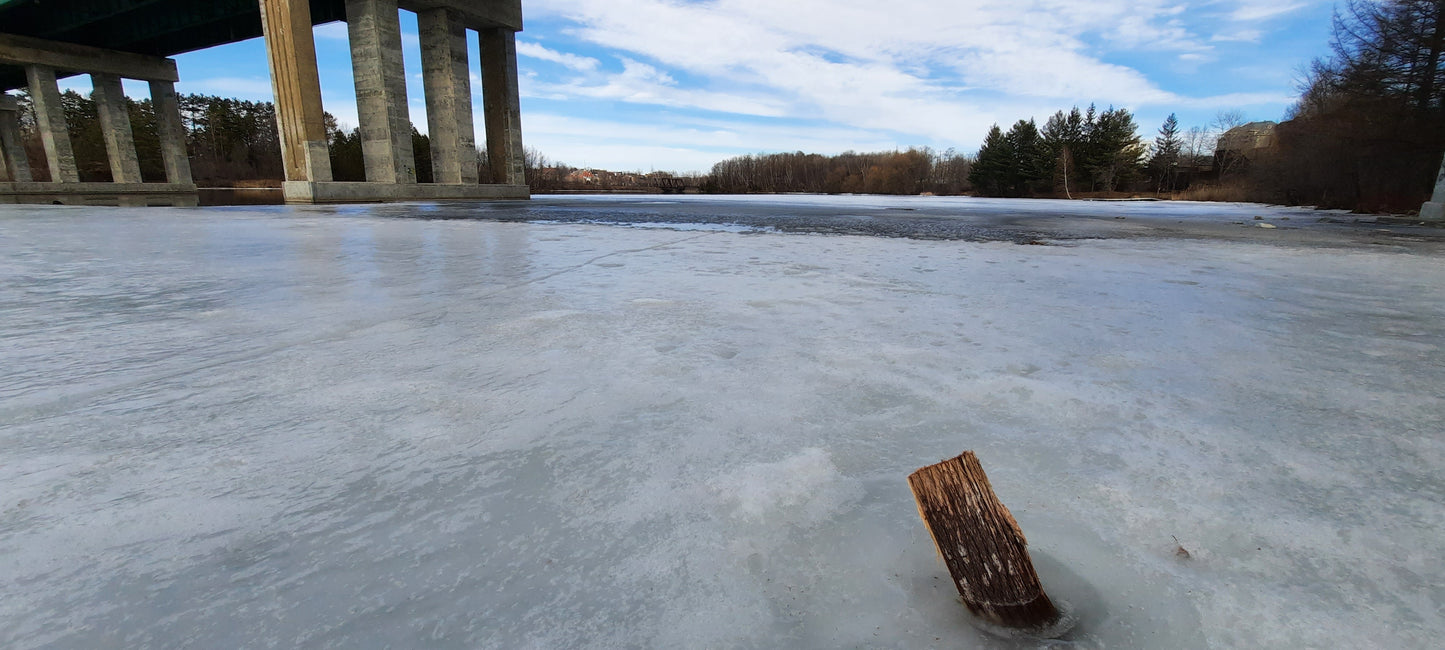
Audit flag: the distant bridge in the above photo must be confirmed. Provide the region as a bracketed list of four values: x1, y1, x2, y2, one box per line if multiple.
[653, 176, 700, 194]
[0, 0, 528, 205]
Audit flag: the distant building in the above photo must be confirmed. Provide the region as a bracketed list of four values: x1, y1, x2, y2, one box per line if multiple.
[565, 169, 598, 184]
[1215, 121, 1277, 173]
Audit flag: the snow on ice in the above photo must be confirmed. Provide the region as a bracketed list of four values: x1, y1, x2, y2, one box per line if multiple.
[1, 196, 1443, 648]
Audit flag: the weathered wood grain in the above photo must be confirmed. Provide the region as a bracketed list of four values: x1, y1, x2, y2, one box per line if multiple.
[909, 451, 1062, 633]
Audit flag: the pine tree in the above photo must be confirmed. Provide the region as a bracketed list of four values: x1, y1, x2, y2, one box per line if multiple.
[1086, 106, 1144, 192]
[1148, 113, 1182, 192]
[1042, 108, 1085, 196]
[969, 125, 1013, 197]
[1003, 119, 1051, 196]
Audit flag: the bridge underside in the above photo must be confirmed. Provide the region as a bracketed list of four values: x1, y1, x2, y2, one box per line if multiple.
[0, 0, 344, 91]
[0, 0, 527, 205]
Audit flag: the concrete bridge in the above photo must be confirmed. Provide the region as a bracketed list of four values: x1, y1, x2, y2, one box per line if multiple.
[1424, 157, 1445, 221]
[0, 0, 527, 205]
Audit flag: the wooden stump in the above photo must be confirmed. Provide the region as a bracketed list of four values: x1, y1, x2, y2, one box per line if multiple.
[908, 451, 1065, 634]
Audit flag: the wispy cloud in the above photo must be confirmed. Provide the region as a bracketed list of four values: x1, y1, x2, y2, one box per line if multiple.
[525, 58, 790, 117]
[517, 41, 600, 71]
[1212, 29, 1265, 43]
[512, 0, 1331, 167]
[1229, 2, 1309, 22]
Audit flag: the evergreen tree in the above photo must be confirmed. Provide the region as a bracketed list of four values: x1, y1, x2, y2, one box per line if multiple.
[411, 126, 432, 183]
[1042, 107, 1085, 195]
[968, 124, 1013, 197]
[329, 126, 365, 181]
[1086, 106, 1144, 191]
[60, 90, 107, 181]
[1148, 113, 1182, 192]
[126, 98, 166, 182]
[1003, 119, 1051, 196]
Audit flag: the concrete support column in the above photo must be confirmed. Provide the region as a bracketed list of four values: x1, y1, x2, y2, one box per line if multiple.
[90, 73, 144, 184]
[258, 0, 333, 182]
[480, 27, 525, 186]
[1421, 155, 1445, 221]
[25, 64, 79, 183]
[148, 80, 194, 185]
[347, 0, 415, 184]
[0, 94, 30, 182]
[419, 8, 477, 184]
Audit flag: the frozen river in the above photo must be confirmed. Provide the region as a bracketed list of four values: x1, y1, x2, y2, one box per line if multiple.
[2, 195, 1443, 648]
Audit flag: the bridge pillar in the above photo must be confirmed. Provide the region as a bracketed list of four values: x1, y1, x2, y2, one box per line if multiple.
[347, 0, 415, 184]
[1422, 155, 1445, 221]
[149, 81, 194, 186]
[0, 95, 30, 182]
[0, 34, 196, 205]
[91, 73, 144, 184]
[480, 27, 525, 186]
[419, 7, 478, 185]
[25, 65, 79, 183]
[259, 0, 333, 183]
[258, 0, 527, 202]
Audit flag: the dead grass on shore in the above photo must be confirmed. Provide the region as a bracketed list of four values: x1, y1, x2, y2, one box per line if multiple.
[1172, 183, 1258, 203]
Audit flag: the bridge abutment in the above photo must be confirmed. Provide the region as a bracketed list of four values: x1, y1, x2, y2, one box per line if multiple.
[1422, 156, 1445, 221]
[0, 34, 197, 206]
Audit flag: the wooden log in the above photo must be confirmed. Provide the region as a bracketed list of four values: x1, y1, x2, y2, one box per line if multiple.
[908, 451, 1066, 635]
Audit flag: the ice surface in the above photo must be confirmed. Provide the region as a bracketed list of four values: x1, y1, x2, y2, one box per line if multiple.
[2, 197, 1443, 648]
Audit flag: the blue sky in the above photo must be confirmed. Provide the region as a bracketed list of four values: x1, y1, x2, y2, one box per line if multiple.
[67, 0, 1338, 173]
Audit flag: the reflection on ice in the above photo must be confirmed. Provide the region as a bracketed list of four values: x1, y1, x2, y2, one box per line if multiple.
[1, 197, 1443, 648]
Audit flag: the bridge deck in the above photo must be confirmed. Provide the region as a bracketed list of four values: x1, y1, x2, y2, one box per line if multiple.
[0, 0, 519, 91]
[0, 0, 345, 89]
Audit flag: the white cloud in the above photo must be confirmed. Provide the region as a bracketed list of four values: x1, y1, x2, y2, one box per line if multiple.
[1168, 91, 1295, 108]
[525, 58, 790, 117]
[514, 0, 1327, 167]
[517, 41, 600, 71]
[1212, 29, 1264, 43]
[1229, 2, 1309, 22]
[522, 0, 1238, 127]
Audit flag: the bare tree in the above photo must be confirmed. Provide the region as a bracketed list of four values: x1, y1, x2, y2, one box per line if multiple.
[1211, 109, 1247, 134]
[1268, 0, 1445, 211]
[1182, 125, 1213, 166]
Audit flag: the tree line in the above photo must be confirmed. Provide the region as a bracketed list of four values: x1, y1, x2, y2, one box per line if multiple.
[969, 105, 1146, 197]
[967, 107, 1215, 198]
[703, 148, 972, 195]
[10, 90, 457, 185]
